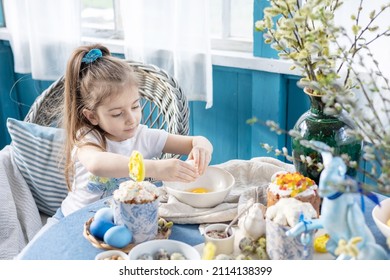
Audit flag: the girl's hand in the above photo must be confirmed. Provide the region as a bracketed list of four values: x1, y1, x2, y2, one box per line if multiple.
[145, 159, 199, 182]
[188, 136, 213, 175]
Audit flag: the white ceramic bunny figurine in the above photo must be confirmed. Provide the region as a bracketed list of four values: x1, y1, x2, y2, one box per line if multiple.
[239, 203, 266, 240]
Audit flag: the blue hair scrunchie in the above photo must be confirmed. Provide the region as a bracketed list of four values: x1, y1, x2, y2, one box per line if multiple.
[82, 48, 102, 64]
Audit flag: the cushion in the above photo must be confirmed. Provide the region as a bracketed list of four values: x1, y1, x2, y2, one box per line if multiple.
[6, 118, 68, 216]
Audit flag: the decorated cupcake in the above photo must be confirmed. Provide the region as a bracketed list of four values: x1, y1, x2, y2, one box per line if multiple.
[112, 150, 160, 244]
[113, 180, 160, 243]
[267, 171, 321, 216]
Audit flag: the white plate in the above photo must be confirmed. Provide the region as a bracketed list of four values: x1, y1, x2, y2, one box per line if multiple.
[128, 239, 201, 260]
[95, 250, 129, 260]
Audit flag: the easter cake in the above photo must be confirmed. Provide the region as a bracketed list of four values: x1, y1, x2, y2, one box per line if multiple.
[113, 180, 161, 243]
[266, 172, 321, 216]
[113, 180, 159, 204]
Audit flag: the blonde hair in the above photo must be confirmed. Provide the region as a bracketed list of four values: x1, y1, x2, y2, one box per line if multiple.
[62, 44, 138, 191]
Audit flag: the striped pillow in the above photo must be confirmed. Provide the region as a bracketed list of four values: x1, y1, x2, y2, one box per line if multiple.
[7, 118, 68, 216]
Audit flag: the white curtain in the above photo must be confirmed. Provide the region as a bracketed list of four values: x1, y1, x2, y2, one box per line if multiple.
[334, 0, 390, 128]
[119, 0, 213, 108]
[3, 0, 81, 81]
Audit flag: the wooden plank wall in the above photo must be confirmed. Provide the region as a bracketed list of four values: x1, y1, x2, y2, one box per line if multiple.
[190, 66, 309, 165]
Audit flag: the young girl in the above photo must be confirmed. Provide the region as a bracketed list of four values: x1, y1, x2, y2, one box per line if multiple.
[15, 43, 212, 259]
[60, 44, 213, 217]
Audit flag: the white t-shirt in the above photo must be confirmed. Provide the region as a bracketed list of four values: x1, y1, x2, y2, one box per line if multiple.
[61, 124, 169, 216]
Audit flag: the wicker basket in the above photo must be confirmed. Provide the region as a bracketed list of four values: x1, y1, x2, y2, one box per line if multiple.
[83, 217, 172, 253]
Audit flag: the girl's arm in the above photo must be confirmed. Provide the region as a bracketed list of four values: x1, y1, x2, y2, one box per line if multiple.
[163, 134, 213, 175]
[77, 143, 201, 182]
[77, 145, 130, 178]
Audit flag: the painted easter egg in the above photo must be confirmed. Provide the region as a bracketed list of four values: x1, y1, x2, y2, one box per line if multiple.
[89, 219, 115, 240]
[94, 207, 114, 223]
[104, 225, 133, 248]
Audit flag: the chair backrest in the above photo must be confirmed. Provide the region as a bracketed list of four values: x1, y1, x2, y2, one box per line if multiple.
[23, 60, 190, 159]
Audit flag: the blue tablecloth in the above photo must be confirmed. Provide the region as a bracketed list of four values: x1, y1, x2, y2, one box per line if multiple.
[21, 198, 204, 260]
[20, 194, 389, 260]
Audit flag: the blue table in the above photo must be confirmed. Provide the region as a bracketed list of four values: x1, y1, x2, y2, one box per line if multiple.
[20, 194, 389, 260]
[21, 197, 204, 260]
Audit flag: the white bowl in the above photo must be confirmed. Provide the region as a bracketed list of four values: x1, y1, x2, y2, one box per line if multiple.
[372, 197, 390, 239]
[128, 239, 201, 260]
[95, 250, 129, 260]
[164, 166, 235, 208]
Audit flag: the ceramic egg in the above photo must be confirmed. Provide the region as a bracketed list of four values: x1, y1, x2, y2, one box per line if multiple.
[94, 207, 114, 223]
[90, 218, 115, 240]
[103, 225, 133, 248]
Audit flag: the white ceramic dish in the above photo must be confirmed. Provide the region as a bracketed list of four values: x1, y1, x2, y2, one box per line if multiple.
[95, 250, 129, 260]
[204, 223, 235, 255]
[128, 239, 201, 260]
[164, 166, 235, 208]
[372, 197, 390, 239]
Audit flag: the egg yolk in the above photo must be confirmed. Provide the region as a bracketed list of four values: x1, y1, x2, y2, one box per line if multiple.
[188, 187, 209, 193]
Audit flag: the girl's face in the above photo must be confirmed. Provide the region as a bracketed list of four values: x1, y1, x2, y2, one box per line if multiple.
[84, 85, 142, 142]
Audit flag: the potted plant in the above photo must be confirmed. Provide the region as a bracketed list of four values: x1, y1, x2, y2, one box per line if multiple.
[254, 0, 390, 184]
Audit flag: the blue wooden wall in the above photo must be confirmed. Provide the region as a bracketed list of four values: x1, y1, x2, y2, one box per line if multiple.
[190, 67, 309, 164]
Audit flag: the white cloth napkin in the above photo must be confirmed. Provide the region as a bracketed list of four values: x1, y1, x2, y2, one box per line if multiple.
[158, 157, 295, 224]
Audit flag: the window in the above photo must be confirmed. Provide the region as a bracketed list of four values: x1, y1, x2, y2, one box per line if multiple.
[81, 0, 122, 39]
[81, 0, 253, 52]
[210, 0, 253, 52]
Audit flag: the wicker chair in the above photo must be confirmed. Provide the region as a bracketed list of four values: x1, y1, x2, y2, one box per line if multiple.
[23, 61, 190, 159]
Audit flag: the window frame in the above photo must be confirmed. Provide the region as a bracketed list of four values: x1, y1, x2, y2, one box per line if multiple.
[80, 0, 255, 53]
[211, 0, 253, 53]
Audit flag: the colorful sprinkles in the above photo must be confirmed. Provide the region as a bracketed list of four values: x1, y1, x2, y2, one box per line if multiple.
[274, 172, 316, 197]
